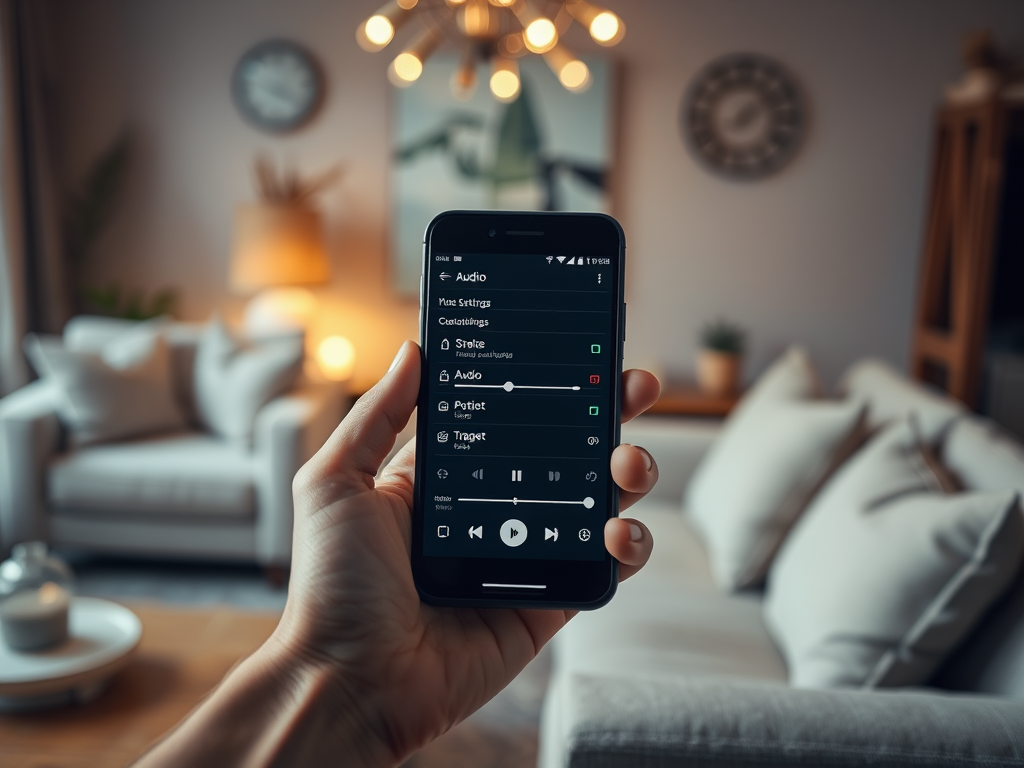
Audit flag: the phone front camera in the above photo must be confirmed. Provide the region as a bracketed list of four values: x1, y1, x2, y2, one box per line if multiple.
[488, 229, 496, 237]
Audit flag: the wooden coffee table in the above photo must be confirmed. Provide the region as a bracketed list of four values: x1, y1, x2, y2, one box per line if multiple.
[0, 602, 280, 768]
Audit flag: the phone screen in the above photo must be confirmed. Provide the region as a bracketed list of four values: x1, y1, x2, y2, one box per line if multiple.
[413, 211, 625, 608]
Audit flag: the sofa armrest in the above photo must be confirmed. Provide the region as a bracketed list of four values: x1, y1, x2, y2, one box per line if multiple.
[541, 674, 1024, 768]
[620, 416, 721, 503]
[0, 381, 62, 551]
[252, 382, 346, 565]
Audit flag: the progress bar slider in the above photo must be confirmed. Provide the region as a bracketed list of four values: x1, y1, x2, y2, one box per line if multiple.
[455, 381, 581, 392]
[458, 496, 595, 508]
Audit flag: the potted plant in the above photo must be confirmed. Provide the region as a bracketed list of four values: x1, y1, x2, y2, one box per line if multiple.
[697, 319, 745, 395]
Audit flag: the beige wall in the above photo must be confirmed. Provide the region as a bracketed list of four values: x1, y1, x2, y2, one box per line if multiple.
[45, 0, 1024, 391]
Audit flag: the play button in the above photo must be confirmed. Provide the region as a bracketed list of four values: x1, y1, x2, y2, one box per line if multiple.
[500, 519, 527, 547]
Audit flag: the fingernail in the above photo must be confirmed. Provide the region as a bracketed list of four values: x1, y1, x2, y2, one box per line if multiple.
[638, 447, 653, 471]
[629, 523, 643, 542]
[387, 343, 406, 373]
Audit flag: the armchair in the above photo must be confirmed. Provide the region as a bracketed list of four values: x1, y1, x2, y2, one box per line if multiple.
[0, 318, 345, 570]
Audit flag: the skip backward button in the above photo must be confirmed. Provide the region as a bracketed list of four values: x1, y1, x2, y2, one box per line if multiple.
[469, 525, 483, 539]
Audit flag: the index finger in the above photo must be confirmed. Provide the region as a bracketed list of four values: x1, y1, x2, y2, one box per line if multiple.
[621, 369, 661, 423]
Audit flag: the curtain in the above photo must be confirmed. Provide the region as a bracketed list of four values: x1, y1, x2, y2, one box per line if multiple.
[0, 0, 69, 397]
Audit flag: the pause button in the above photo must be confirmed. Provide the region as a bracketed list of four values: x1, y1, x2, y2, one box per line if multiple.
[500, 519, 528, 547]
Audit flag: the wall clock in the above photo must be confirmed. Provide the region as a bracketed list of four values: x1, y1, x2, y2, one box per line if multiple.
[232, 39, 323, 133]
[682, 54, 804, 179]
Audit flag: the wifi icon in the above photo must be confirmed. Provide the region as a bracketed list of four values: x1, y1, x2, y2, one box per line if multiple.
[556, 256, 566, 264]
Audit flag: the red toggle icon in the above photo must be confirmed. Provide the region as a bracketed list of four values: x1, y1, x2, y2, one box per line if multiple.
[589, 375, 600, 384]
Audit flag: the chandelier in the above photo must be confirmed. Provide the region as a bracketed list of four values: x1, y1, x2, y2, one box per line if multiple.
[356, 0, 625, 102]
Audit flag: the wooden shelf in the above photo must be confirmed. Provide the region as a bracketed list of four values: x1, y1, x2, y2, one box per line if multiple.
[646, 385, 741, 417]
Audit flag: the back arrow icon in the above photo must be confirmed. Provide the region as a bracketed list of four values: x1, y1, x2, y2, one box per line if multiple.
[440, 272, 451, 280]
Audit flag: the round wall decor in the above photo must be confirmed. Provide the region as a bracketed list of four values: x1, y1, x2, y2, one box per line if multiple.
[232, 39, 323, 133]
[682, 54, 804, 179]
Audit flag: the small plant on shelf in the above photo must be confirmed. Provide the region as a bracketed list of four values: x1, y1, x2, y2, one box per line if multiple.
[700, 319, 746, 355]
[697, 319, 746, 396]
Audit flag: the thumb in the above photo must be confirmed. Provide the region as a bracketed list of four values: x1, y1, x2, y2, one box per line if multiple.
[300, 341, 421, 492]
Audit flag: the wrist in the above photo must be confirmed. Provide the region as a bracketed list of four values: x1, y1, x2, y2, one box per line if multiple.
[256, 628, 398, 768]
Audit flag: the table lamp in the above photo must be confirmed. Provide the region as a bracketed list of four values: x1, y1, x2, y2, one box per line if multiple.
[230, 201, 331, 336]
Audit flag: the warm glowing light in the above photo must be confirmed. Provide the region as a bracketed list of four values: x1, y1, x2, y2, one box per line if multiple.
[318, 336, 357, 381]
[488, 0, 515, 6]
[392, 52, 423, 82]
[524, 18, 557, 53]
[397, 0, 418, 7]
[458, 0, 495, 38]
[558, 59, 590, 90]
[387, 30, 439, 86]
[542, 44, 591, 93]
[364, 16, 395, 46]
[589, 11, 620, 43]
[490, 57, 521, 102]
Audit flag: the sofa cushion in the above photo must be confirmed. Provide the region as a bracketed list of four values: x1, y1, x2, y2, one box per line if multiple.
[930, 416, 1024, 700]
[942, 417, 1024, 496]
[63, 316, 205, 425]
[194, 317, 304, 447]
[553, 501, 787, 684]
[686, 347, 863, 590]
[540, 673, 1024, 768]
[765, 418, 1024, 689]
[838, 358, 966, 444]
[47, 432, 255, 518]
[25, 319, 186, 446]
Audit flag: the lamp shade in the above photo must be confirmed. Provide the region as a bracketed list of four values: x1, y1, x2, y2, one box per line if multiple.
[230, 203, 331, 293]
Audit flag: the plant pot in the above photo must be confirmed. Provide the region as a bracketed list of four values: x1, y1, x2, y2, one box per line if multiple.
[697, 350, 742, 396]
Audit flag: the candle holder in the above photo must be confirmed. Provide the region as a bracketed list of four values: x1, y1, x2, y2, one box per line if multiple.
[0, 543, 75, 652]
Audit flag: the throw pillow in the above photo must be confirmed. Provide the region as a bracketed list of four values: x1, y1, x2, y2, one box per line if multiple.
[764, 418, 1024, 689]
[24, 318, 186, 446]
[688, 400, 866, 590]
[837, 358, 965, 444]
[194, 316, 303, 447]
[685, 346, 856, 590]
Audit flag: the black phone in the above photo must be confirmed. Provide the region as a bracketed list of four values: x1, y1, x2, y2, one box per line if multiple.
[411, 210, 626, 609]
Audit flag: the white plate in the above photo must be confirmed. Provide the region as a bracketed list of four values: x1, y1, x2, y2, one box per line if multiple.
[0, 597, 141, 711]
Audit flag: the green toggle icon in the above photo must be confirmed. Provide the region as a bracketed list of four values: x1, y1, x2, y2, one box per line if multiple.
[591, 344, 601, 353]
[589, 406, 600, 416]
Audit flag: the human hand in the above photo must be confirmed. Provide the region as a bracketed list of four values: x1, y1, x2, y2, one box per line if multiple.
[273, 342, 661, 765]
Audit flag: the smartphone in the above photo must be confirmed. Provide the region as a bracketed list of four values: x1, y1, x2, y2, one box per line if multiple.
[411, 210, 626, 609]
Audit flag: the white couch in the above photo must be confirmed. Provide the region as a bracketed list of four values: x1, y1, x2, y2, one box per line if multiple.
[0, 317, 345, 568]
[541, 364, 1024, 767]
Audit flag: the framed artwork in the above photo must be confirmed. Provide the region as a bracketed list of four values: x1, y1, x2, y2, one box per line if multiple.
[391, 55, 613, 294]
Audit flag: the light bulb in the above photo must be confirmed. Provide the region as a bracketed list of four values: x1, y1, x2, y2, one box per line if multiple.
[543, 44, 591, 93]
[564, 0, 625, 47]
[364, 15, 395, 47]
[317, 336, 356, 382]
[558, 59, 589, 90]
[589, 11, 620, 43]
[524, 17, 557, 53]
[356, 1, 414, 52]
[391, 52, 423, 83]
[490, 56, 521, 102]
[387, 29, 439, 87]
